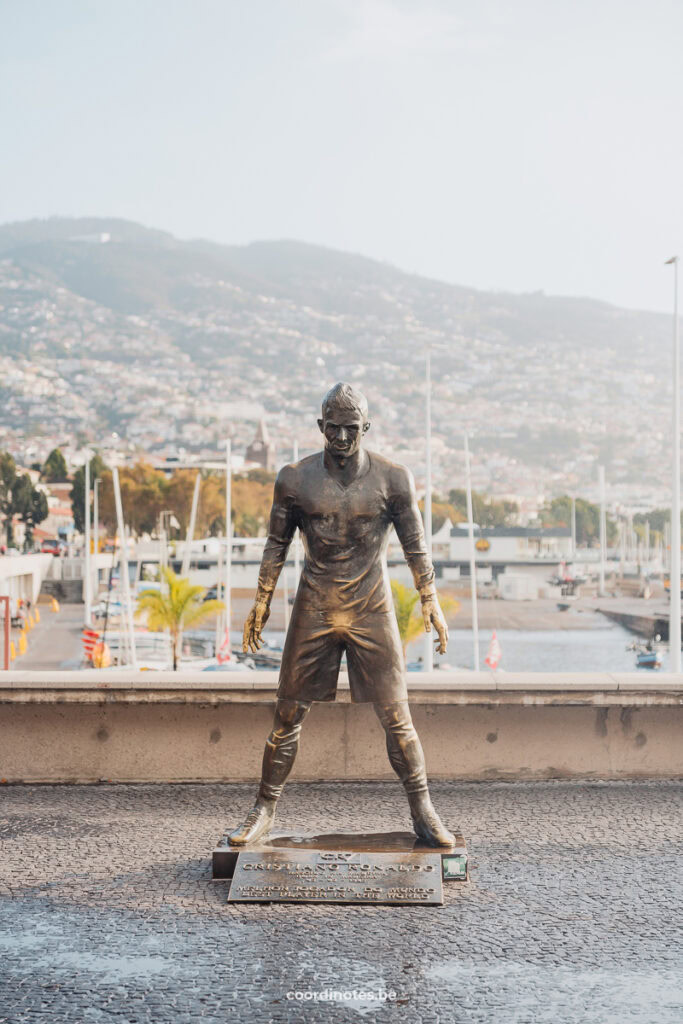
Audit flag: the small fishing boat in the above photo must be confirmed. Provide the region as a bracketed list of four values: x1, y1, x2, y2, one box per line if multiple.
[636, 648, 662, 670]
[627, 637, 663, 670]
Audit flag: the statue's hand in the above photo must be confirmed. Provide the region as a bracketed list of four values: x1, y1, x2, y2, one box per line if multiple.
[243, 599, 271, 653]
[421, 595, 449, 655]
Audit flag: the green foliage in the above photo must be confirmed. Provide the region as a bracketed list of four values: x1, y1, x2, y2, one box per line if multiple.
[634, 508, 682, 538]
[24, 486, 48, 546]
[390, 579, 459, 660]
[70, 453, 107, 533]
[391, 580, 422, 656]
[541, 495, 618, 546]
[0, 452, 16, 544]
[90, 463, 276, 540]
[448, 489, 519, 528]
[418, 497, 464, 533]
[0, 460, 49, 548]
[11, 475, 34, 544]
[136, 568, 225, 670]
[42, 448, 68, 482]
[245, 468, 276, 486]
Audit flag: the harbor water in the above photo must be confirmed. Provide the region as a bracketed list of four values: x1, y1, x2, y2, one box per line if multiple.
[409, 622, 670, 673]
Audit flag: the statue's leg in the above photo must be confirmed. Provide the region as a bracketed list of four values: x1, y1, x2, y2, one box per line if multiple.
[374, 700, 454, 847]
[228, 698, 312, 846]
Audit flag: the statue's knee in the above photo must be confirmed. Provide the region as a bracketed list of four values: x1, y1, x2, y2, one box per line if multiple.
[274, 699, 310, 730]
[374, 700, 413, 733]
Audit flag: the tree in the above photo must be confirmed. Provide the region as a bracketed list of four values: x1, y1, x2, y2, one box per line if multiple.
[10, 474, 33, 547]
[196, 473, 230, 537]
[391, 580, 459, 662]
[90, 462, 278, 541]
[136, 568, 225, 670]
[391, 581, 424, 659]
[42, 448, 68, 482]
[23, 488, 49, 548]
[245, 468, 276, 486]
[634, 508, 683, 541]
[231, 472, 277, 536]
[0, 452, 16, 545]
[71, 453, 107, 533]
[164, 470, 200, 535]
[448, 489, 519, 528]
[418, 496, 464, 533]
[541, 495, 618, 546]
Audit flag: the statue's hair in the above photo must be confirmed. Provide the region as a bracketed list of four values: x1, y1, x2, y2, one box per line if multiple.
[321, 382, 369, 420]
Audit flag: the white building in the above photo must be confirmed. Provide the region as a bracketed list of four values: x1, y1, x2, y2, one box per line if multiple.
[448, 525, 572, 584]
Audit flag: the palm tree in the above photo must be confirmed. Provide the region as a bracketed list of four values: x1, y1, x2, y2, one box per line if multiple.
[136, 568, 225, 670]
[390, 579, 459, 662]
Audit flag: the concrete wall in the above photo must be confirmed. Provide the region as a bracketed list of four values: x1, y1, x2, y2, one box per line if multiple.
[0, 553, 53, 605]
[1, 671, 681, 783]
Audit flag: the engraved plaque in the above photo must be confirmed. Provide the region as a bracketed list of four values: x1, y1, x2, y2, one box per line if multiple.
[228, 848, 444, 905]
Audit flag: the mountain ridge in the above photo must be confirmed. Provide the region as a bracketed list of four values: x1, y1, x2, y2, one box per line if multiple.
[0, 216, 672, 507]
[0, 215, 648, 317]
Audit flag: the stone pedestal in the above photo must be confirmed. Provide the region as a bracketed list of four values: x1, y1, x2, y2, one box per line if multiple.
[213, 830, 467, 904]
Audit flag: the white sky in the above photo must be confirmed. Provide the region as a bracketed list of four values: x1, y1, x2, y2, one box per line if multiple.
[1, 0, 682, 312]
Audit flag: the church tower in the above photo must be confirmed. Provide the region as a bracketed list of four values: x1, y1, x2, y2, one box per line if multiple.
[246, 419, 276, 471]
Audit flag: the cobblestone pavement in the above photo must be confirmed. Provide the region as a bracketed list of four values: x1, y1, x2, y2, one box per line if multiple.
[0, 781, 681, 1023]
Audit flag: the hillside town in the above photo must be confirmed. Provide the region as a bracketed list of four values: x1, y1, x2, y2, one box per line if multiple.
[0, 224, 674, 526]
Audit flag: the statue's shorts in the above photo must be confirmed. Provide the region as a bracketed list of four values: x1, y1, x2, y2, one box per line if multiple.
[277, 599, 408, 704]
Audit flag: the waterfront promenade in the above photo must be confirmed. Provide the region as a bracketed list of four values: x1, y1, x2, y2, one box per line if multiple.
[1, 780, 681, 1022]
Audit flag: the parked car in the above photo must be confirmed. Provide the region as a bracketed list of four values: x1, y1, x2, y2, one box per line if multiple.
[40, 539, 65, 556]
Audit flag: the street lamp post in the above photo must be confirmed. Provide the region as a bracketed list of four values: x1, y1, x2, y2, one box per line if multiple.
[666, 256, 681, 672]
[598, 465, 606, 598]
[424, 348, 433, 671]
[157, 510, 175, 576]
[464, 434, 480, 672]
[84, 454, 91, 625]
[225, 438, 232, 639]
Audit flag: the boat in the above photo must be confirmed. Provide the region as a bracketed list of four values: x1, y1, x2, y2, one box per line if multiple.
[547, 561, 587, 592]
[636, 649, 662, 669]
[627, 637, 663, 670]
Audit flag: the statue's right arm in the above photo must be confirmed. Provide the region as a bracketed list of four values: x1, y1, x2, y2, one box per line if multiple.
[243, 467, 297, 653]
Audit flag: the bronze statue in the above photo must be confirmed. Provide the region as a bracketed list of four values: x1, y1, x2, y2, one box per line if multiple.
[229, 383, 453, 848]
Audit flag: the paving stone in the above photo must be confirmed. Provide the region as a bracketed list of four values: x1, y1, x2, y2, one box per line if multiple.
[0, 781, 681, 1022]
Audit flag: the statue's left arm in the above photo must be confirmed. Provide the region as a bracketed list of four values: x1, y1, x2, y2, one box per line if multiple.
[390, 466, 449, 655]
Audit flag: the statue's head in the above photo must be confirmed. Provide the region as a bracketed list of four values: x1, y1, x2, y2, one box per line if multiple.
[318, 382, 370, 459]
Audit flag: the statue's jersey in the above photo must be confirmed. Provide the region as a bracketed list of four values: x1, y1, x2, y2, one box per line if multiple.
[257, 450, 435, 704]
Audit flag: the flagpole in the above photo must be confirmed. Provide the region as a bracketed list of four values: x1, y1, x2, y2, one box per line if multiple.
[84, 454, 91, 625]
[424, 348, 433, 671]
[215, 533, 223, 656]
[464, 434, 480, 671]
[181, 473, 201, 577]
[598, 465, 606, 598]
[666, 256, 681, 672]
[112, 467, 137, 669]
[225, 438, 232, 642]
[93, 478, 100, 607]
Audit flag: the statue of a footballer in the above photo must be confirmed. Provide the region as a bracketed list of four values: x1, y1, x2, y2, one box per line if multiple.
[229, 383, 453, 848]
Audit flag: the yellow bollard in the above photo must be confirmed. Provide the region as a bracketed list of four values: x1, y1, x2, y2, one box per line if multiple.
[10, 641, 15, 661]
[34, 607, 40, 624]
[27, 613, 35, 630]
[18, 632, 26, 655]
[51, 597, 60, 613]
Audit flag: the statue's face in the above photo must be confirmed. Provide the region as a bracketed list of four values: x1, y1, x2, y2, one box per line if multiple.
[317, 404, 369, 458]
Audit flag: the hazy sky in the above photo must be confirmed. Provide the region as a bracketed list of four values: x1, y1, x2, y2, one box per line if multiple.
[2, 0, 682, 312]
